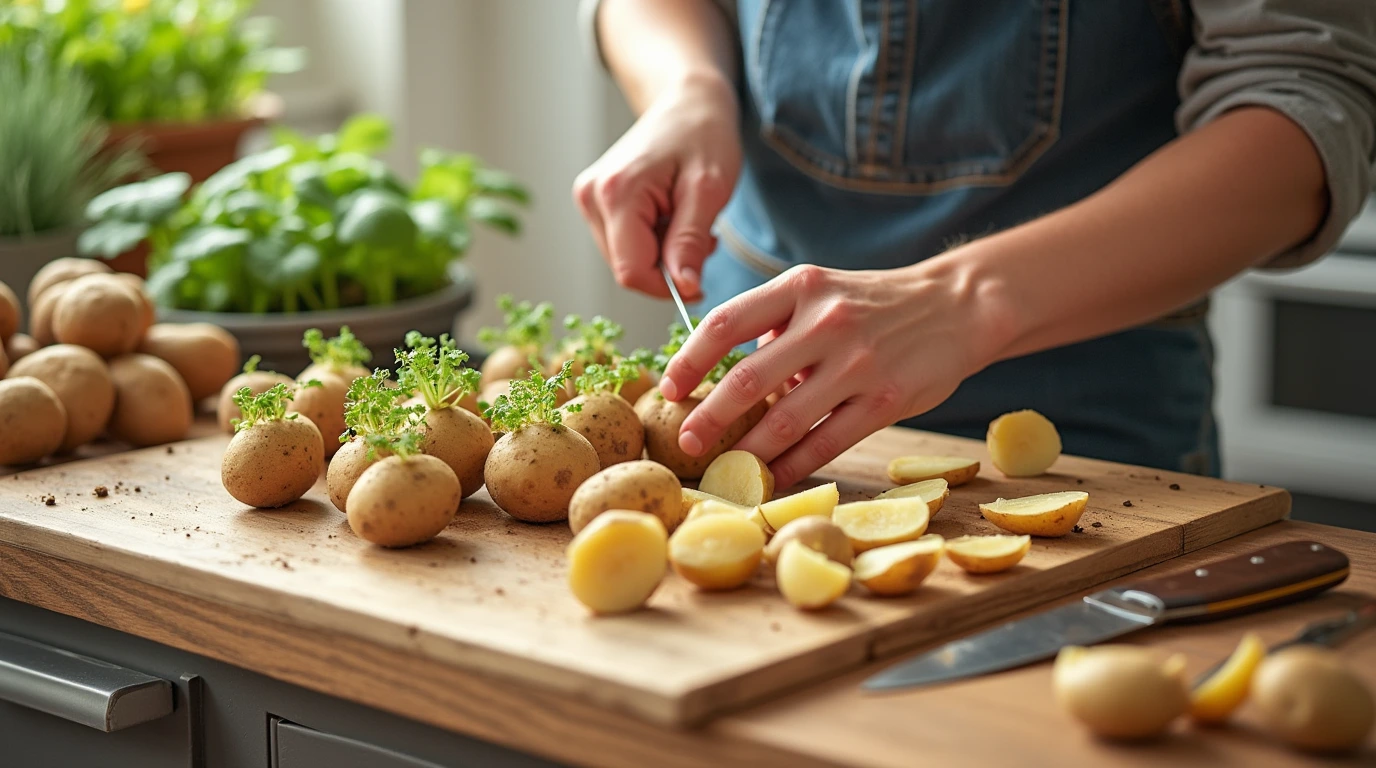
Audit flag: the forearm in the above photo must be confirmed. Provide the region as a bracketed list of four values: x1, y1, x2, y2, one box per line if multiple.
[957, 107, 1328, 364]
[597, 0, 739, 114]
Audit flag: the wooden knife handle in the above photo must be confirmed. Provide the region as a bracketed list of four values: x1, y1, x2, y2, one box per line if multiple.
[1119, 540, 1350, 622]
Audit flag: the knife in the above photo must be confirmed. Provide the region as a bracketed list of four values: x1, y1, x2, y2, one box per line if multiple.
[863, 540, 1350, 692]
[660, 261, 696, 332]
[1192, 600, 1376, 687]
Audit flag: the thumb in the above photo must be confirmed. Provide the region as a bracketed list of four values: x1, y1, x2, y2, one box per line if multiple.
[661, 168, 728, 302]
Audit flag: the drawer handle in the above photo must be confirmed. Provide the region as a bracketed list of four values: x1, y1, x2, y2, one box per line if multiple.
[0, 630, 173, 732]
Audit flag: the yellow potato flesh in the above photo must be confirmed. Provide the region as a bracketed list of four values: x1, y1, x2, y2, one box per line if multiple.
[873, 478, 949, 516]
[852, 535, 944, 596]
[668, 514, 765, 590]
[886, 455, 980, 487]
[979, 491, 1088, 537]
[758, 482, 839, 531]
[1054, 645, 1190, 740]
[684, 498, 771, 535]
[566, 511, 667, 615]
[776, 540, 851, 610]
[944, 534, 1031, 574]
[1190, 632, 1266, 725]
[698, 450, 775, 506]
[987, 409, 1062, 477]
[832, 497, 930, 553]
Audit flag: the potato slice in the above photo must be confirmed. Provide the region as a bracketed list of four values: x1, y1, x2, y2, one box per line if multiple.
[669, 513, 766, 590]
[698, 450, 775, 506]
[874, 478, 949, 516]
[681, 487, 746, 518]
[763, 516, 852, 566]
[776, 540, 851, 610]
[833, 497, 930, 553]
[758, 482, 839, 531]
[567, 511, 668, 615]
[853, 535, 944, 596]
[684, 498, 772, 534]
[987, 409, 1062, 477]
[945, 534, 1031, 574]
[980, 491, 1088, 537]
[1190, 632, 1266, 725]
[886, 455, 980, 487]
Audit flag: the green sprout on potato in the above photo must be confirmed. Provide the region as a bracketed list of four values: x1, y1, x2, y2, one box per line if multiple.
[651, 322, 746, 384]
[230, 383, 299, 432]
[341, 369, 425, 457]
[395, 331, 481, 410]
[484, 361, 581, 432]
[477, 294, 554, 353]
[303, 325, 372, 369]
[573, 360, 641, 397]
[561, 314, 623, 362]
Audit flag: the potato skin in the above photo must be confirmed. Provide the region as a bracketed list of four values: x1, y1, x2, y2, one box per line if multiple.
[764, 516, 853, 567]
[138, 323, 241, 401]
[0, 280, 18, 343]
[617, 365, 656, 408]
[287, 371, 351, 457]
[8, 344, 116, 451]
[221, 417, 324, 508]
[111, 273, 156, 340]
[568, 459, 682, 534]
[0, 344, 7, 378]
[1252, 646, 1374, 753]
[107, 354, 193, 447]
[635, 383, 768, 479]
[30, 281, 73, 346]
[5, 333, 39, 364]
[1054, 646, 1189, 740]
[420, 406, 493, 499]
[0, 377, 67, 464]
[52, 274, 144, 357]
[480, 345, 536, 382]
[217, 370, 296, 434]
[348, 454, 461, 547]
[327, 438, 389, 513]
[485, 423, 600, 523]
[27, 257, 111, 308]
[562, 392, 644, 469]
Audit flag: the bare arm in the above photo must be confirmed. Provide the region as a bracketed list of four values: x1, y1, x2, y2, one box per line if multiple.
[595, 0, 738, 114]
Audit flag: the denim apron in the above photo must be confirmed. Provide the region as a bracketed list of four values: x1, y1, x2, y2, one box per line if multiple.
[696, 0, 1220, 476]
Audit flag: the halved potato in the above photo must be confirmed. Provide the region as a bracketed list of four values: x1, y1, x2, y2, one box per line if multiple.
[698, 450, 775, 506]
[758, 482, 839, 531]
[853, 535, 944, 596]
[874, 478, 949, 516]
[1190, 632, 1266, 725]
[833, 497, 930, 553]
[987, 409, 1062, 477]
[979, 491, 1088, 537]
[681, 487, 744, 518]
[685, 498, 772, 534]
[668, 513, 766, 590]
[944, 534, 1031, 574]
[763, 516, 852, 567]
[567, 511, 668, 615]
[886, 455, 980, 487]
[776, 540, 851, 610]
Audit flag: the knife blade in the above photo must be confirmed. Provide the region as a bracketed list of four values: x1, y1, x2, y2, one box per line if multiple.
[1192, 601, 1376, 687]
[660, 261, 696, 332]
[863, 540, 1350, 692]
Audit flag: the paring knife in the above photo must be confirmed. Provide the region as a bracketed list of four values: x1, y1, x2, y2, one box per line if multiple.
[1192, 600, 1376, 687]
[863, 540, 1351, 692]
[654, 213, 696, 331]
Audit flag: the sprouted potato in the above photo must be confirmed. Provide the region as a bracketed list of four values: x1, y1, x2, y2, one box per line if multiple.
[217, 356, 295, 434]
[477, 294, 552, 381]
[561, 360, 645, 468]
[396, 332, 492, 498]
[347, 430, 462, 548]
[221, 384, 324, 508]
[287, 327, 372, 457]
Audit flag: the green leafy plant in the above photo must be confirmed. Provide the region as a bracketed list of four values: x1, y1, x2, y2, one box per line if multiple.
[77, 113, 529, 312]
[230, 382, 298, 431]
[573, 360, 642, 397]
[303, 326, 371, 370]
[0, 0, 304, 123]
[395, 331, 481, 410]
[559, 314, 623, 362]
[341, 369, 422, 450]
[651, 322, 746, 384]
[484, 361, 581, 432]
[477, 294, 554, 354]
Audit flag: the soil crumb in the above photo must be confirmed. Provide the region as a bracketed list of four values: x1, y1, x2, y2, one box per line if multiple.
[93, 486, 109, 498]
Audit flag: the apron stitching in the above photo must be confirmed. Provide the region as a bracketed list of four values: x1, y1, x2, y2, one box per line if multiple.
[866, 0, 893, 167]
[846, 0, 868, 166]
[891, 0, 919, 169]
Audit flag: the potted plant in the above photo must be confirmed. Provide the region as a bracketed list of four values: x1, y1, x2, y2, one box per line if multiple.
[79, 114, 530, 374]
[0, 54, 141, 317]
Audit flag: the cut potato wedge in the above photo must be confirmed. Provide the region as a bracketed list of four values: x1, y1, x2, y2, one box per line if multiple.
[763, 516, 852, 567]
[681, 487, 747, 518]
[886, 455, 980, 487]
[776, 540, 851, 610]
[567, 511, 668, 615]
[685, 498, 772, 535]
[833, 497, 930, 553]
[945, 534, 1031, 574]
[874, 478, 949, 516]
[758, 482, 839, 531]
[980, 491, 1088, 537]
[1191, 632, 1266, 724]
[987, 409, 1062, 477]
[853, 535, 944, 596]
[669, 513, 766, 590]
[699, 450, 775, 506]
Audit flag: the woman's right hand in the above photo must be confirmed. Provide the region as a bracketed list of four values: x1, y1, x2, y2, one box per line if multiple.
[573, 73, 742, 302]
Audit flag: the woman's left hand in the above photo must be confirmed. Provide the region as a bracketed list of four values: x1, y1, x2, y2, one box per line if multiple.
[658, 259, 1013, 490]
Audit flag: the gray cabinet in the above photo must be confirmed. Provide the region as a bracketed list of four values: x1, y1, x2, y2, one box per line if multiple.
[273, 719, 445, 768]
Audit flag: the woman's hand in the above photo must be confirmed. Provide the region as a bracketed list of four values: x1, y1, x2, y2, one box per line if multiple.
[658, 259, 1014, 489]
[572, 73, 742, 301]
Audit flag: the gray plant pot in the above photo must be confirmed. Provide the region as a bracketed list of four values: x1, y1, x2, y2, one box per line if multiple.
[0, 228, 81, 319]
[159, 263, 477, 377]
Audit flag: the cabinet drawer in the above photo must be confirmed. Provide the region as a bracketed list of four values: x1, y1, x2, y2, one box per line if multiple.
[272, 719, 446, 768]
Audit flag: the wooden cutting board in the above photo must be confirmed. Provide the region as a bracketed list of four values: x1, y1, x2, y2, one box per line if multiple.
[0, 428, 1288, 726]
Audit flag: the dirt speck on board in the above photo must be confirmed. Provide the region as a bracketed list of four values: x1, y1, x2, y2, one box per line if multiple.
[93, 486, 109, 498]
[1091, 521, 1103, 528]
[495, 587, 506, 596]
[770, 622, 781, 632]
[1071, 525, 1085, 534]
[166, 446, 174, 454]
[42, 495, 56, 506]
[1169, 483, 1181, 491]
[1075, 478, 1084, 485]
[469, 557, 477, 564]
[1122, 500, 1133, 508]
[407, 626, 419, 638]
[134, 486, 141, 492]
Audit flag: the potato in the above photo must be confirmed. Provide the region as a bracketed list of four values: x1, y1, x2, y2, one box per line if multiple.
[138, 323, 240, 401]
[478, 377, 512, 406]
[776, 540, 851, 610]
[52, 274, 144, 357]
[1252, 646, 1374, 753]
[561, 391, 644, 468]
[347, 455, 462, 547]
[1190, 632, 1265, 725]
[874, 478, 949, 516]
[683, 494, 772, 534]
[669, 513, 766, 590]
[886, 455, 980, 487]
[0, 280, 18, 342]
[419, 405, 494, 499]
[111, 273, 156, 340]
[217, 370, 295, 434]
[221, 417, 325, 508]
[979, 491, 1088, 537]
[8, 344, 116, 451]
[617, 364, 656, 408]
[327, 437, 389, 513]
[26, 256, 111, 308]
[5, 333, 39, 364]
[288, 370, 351, 457]
[568, 459, 682, 534]
[763, 516, 852, 567]
[635, 382, 767, 479]
[30, 281, 73, 345]
[0, 377, 66, 464]
[987, 409, 1062, 477]
[832, 497, 929, 553]
[943, 534, 1031, 574]
[0, 344, 6, 378]
[853, 535, 944, 596]
[758, 482, 839, 531]
[567, 510, 668, 614]
[681, 487, 749, 521]
[1054, 646, 1190, 740]
[480, 345, 538, 382]
[699, 450, 775, 506]
[300, 361, 371, 388]
[486, 423, 600, 523]
[107, 354, 193, 447]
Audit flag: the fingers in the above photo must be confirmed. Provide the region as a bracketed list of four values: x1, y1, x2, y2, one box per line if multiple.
[660, 279, 798, 401]
[661, 167, 731, 302]
[571, 170, 611, 264]
[767, 399, 887, 490]
[732, 372, 844, 463]
[572, 162, 671, 299]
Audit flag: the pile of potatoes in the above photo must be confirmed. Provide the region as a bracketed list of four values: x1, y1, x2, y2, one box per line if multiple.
[0, 259, 240, 466]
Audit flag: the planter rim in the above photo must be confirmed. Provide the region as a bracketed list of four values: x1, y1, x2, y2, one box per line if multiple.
[105, 92, 284, 136]
[0, 227, 82, 248]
